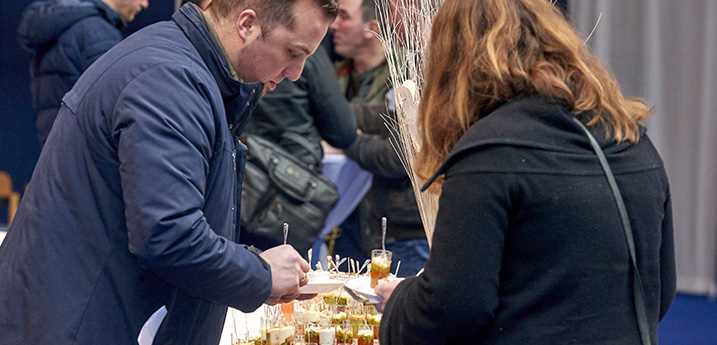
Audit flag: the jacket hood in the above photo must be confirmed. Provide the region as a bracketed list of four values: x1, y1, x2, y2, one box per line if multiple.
[421, 94, 651, 190]
[17, 0, 123, 52]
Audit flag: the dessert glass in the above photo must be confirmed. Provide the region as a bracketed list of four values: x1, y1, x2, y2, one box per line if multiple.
[370, 249, 392, 288]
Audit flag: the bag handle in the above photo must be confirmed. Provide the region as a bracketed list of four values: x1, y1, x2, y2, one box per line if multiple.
[572, 117, 651, 345]
[281, 131, 323, 166]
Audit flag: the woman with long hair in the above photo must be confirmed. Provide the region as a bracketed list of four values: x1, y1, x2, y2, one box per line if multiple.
[375, 0, 675, 344]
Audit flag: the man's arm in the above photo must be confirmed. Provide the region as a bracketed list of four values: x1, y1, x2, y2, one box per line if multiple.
[116, 65, 273, 311]
[306, 49, 358, 149]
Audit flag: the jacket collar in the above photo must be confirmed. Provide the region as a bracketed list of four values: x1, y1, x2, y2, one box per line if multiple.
[173, 4, 264, 134]
[90, 0, 124, 28]
[420, 94, 643, 191]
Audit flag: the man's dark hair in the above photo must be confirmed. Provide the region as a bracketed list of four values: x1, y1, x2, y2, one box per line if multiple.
[181, 0, 204, 6]
[361, 0, 377, 21]
[211, 0, 339, 37]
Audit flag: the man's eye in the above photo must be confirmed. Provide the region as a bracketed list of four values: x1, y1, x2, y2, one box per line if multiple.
[288, 50, 301, 58]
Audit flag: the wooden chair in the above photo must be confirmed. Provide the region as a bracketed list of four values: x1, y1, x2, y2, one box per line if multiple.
[0, 171, 21, 225]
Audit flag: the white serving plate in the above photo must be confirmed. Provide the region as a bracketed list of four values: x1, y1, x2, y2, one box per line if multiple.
[298, 279, 345, 294]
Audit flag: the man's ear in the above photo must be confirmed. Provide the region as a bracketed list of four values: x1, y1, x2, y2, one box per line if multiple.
[364, 19, 380, 39]
[236, 9, 259, 41]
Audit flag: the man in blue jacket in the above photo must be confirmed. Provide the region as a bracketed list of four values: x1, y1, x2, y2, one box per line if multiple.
[17, 0, 149, 146]
[0, 0, 337, 344]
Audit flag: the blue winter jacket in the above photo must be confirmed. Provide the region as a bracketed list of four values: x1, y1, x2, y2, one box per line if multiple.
[0, 5, 271, 344]
[17, 0, 124, 145]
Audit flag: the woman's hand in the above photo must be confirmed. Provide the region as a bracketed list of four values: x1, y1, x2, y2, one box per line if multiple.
[374, 280, 402, 312]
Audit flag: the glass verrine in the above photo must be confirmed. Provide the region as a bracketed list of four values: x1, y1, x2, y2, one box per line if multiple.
[370, 249, 392, 288]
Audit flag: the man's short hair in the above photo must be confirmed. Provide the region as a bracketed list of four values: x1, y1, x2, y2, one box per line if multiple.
[361, 0, 377, 22]
[181, 0, 204, 6]
[211, 0, 338, 37]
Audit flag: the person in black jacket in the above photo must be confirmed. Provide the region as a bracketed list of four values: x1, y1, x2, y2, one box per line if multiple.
[17, 0, 149, 146]
[375, 0, 676, 344]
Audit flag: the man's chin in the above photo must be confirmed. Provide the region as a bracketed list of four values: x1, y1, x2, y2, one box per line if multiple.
[260, 82, 276, 97]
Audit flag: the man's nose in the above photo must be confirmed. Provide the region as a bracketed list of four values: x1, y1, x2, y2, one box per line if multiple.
[284, 59, 306, 82]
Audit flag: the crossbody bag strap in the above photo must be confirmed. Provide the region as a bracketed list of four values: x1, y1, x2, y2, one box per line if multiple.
[572, 117, 651, 345]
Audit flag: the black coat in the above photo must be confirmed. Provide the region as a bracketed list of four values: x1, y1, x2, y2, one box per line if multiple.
[380, 94, 676, 344]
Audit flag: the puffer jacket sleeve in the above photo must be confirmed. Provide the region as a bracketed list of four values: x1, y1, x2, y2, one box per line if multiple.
[114, 63, 272, 310]
[74, 17, 123, 70]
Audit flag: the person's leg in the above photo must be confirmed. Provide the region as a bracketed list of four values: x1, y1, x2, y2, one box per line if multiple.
[386, 238, 430, 277]
[331, 209, 369, 264]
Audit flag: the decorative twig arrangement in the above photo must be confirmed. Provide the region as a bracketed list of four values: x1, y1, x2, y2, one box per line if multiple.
[374, 0, 444, 247]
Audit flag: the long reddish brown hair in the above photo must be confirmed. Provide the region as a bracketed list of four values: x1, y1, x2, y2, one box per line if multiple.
[415, 0, 652, 189]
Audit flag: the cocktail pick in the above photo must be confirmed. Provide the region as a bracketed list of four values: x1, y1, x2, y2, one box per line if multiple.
[283, 223, 289, 245]
[327, 255, 335, 272]
[358, 259, 370, 275]
[381, 217, 387, 252]
[337, 257, 347, 272]
[395, 261, 401, 277]
[231, 309, 238, 343]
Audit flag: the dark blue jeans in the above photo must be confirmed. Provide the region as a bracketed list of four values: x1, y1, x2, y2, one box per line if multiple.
[387, 238, 430, 277]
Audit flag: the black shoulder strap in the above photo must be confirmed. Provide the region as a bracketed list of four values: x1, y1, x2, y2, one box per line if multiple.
[572, 117, 651, 345]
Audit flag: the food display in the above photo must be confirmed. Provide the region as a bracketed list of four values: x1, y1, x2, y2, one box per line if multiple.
[318, 327, 335, 345]
[230, 252, 397, 345]
[366, 313, 381, 339]
[304, 325, 320, 344]
[306, 270, 330, 283]
[356, 330, 374, 345]
[270, 326, 295, 345]
[335, 325, 353, 344]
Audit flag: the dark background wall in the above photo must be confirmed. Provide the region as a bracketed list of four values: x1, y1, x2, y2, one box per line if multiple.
[0, 0, 174, 223]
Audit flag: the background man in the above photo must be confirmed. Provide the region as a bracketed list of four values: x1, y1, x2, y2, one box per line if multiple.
[17, 0, 150, 146]
[331, 0, 429, 276]
[0, 0, 337, 344]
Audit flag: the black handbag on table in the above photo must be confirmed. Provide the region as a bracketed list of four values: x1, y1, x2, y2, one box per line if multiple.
[239, 132, 340, 255]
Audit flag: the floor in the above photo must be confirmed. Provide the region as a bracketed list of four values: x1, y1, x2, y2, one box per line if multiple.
[659, 293, 717, 344]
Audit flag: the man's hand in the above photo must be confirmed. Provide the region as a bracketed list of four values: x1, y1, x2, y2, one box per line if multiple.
[260, 245, 311, 305]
